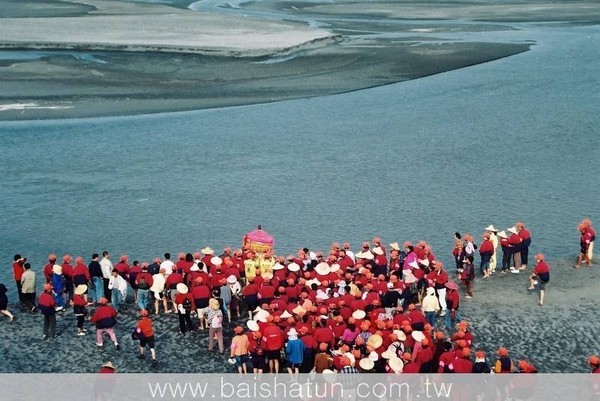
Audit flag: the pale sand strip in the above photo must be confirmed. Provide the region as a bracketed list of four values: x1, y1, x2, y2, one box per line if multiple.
[0, 0, 338, 57]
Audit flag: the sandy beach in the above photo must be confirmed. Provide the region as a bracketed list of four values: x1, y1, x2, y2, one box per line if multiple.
[0, 257, 597, 373]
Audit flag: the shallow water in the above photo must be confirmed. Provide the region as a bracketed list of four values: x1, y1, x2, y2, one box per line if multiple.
[0, 23, 599, 290]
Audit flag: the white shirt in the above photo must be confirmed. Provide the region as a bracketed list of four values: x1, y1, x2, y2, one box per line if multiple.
[108, 274, 128, 297]
[160, 260, 175, 275]
[100, 257, 114, 279]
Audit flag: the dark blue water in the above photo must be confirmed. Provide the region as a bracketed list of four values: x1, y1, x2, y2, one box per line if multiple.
[0, 24, 598, 293]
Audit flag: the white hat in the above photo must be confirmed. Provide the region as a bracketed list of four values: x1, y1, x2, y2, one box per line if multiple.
[352, 310, 366, 320]
[368, 351, 379, 361]
[419, 258, 430, 267]
[498, 230, 508, 239]
[287, 328, 298, 337]
[316, 290, 330, 300]
[381, 350, 396, 359]
[273, 263, 285, 271]
[292, 305, 306, 315]
[359, 358, 374, 371]
[74, 284, 88, 295]
[373, 247, 384, 256]
[367, 334, 383, 349]
[485, 225, 498, 232]
[190, 265, 200, 272]
[343, 352, 356, 366]
[254, 309, 270, 323]
[508, 226, 519, 235]
[201, 247, 214, 255]
[211, 256, 223, 266]
[287, 262, 300, 272]
[176, 283, 188, 294]
[393, 330, 407, 341]
[411, 330, 425, 342]
[426, 287, 436, 296]
[362, 251, 374, 260]
[52, 264, 63, 275]
[388, 357, 404, 373]
[227, 275, 237, 284]
[355, 251, 365, 259]
[329, 263, 340, 273]
[390, 242, 400, 251]
[247, 320, 260, 332]
[315, 262, 331, 276]
[404, 273, 417, 284]
[306, 278, 321, 287]
[261, 272, 273, 280]
[280, 310, 292, 319]
[254, 306, 263, 313]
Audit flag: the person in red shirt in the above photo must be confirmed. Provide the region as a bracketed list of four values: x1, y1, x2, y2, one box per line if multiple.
[62, 254, 75, 301]
[428, 261, 448, 315]
[449, 347, 473, 373]
[507, 227, 523, 269]
[589, 355, 600, 373]
[576, 220, 596, 268]
[44, 254, 57, 283]
[72, 284, 89, 335]
[38, 283, 56, 339]
[479, 232, 494, 278]
[12, 254, 26, 304]
[529, 254, 550, 306]
[174, 283, 195, 335]
[90, 297, 119, 350]
[263, 318, 284, 373]
[72, 257, 91, 303]
[516, 222, 532, 269]
[135, 309, 157, 366]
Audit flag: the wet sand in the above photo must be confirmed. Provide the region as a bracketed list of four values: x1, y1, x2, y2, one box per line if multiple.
[0, 258, 598, 373]
[0, 0, 552, 121]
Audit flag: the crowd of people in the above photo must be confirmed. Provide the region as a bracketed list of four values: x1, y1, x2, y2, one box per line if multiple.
[1, 220, 597, 374]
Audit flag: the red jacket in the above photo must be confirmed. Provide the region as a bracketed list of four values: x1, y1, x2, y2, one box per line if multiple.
[263, 324, 284, 350]
[135, 272, 154, 289]
[479, 239, 494, 254]
[508, 234, 522, 246]
[90, 305, 118, 329]
[451, 357, 473, 373]
[44, 263, 54, 282]
[166, 272, 183, 289]
[38, 292, 56, 315]
[72, 263, 91, 285]
[13, 261, 24, 281]
[446, 290, 460, 310]
[62, 263, 74, 279]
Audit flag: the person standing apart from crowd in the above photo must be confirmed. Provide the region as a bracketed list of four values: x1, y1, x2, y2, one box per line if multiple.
[529, 254, 550, 306]
[517, 222, 532, 269]
[444, 281, 461, 330]
[88, 253, 104, 304]
[38, 284, 56, 339]
[21, 262, 37, 312]
[100, 251, 114, 301]
[485, 225, 499, 273]
[134, 309, 157, 366]
[12, 254, 26, 305]
[0, 283, 15, 322]
[460, 255, 475, 299]
[576, 220, 596, 268]
[90, 297, 120, 350]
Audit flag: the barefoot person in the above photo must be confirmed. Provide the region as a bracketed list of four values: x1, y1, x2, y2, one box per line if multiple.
[576, 220, 596, 268]
[134, 309, 157, 366]
[0, 283, 15, 322]
[529, 254, 550, 306]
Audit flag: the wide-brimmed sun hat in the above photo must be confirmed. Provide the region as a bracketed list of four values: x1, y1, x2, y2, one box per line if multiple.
[247, 320, 260, 332]
[101, 361, 116, 370]
[367, 334, 383, 349]
[508, 226, 519, 235]
[209, 298, 220, 310]
[485, 225, 498, 232]
[497, 230, 508, 239]
[210, 256, 222, 266]
[52, 264, 63, 275]
[176, 283, 188, 294]
[74, 284, 88, 295]
[227, 275, 237, 284]
[390, 242, 400, 251]
[287, 262, 300, 272]
[412, 330, 425, 342]
[315, 262, 331, 276]
[201, 247, 214, 255]
[352, 310, 366, 320]
[373, 247, 384, 256]
[388, 357, 404, 373]
[359, 358, 374, 371]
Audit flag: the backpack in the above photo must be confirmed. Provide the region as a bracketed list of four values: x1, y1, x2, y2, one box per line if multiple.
[138, 276, 149, 290]
[182, 297, 192, 311]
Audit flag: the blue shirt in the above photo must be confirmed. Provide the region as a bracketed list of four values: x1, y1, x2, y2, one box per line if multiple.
[285, 338, 306, 364]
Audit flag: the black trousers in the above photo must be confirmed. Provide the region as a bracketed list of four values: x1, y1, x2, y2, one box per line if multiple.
[178, 311, 194, 333]
[44, 314, 56, 337]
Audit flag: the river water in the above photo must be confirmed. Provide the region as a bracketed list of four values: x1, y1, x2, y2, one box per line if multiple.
[0, 19, 598, 290]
